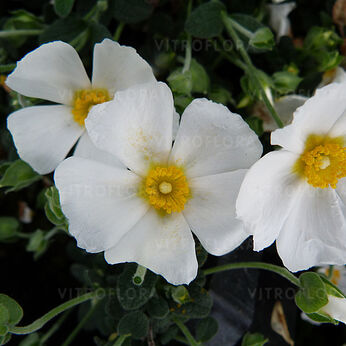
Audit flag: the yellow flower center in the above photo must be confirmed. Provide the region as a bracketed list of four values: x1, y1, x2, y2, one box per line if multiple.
[143, 165, 190, 214]
[325, 268, 341, 286]
[294, 134, 346, 189]
[72, 88, 111, 126]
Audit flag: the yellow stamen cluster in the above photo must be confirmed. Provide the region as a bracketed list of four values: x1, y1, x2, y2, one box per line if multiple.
[72, 88, 111, 126]
[325, 268, 341, 286]
[144, 166, 190, 214]
[294, 135, 346, 189]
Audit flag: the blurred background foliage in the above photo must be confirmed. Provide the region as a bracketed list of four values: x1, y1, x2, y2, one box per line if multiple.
[0, 0, 345, 345]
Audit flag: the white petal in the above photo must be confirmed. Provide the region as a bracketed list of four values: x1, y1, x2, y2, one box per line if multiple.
[74, 132, 124, 168]
[7, 105, 83, 174]
[236, 150, 303, 251]
[6, 41, 90, 105]
[105, 209, 198, 285]
[267, 3, 295, 39]
[54, 157, 148, 253]
[328, 110, 346, 139]
[86, 82, 174, 176]
[183, 169, 249, 256]
[276, 186, 346, 272]
[271, 83, 346, 153]
[322, 296, 346, 324]
[91, 39, 156, 94]
[172, 110, 180, 140]
[170, 98, 262, 178]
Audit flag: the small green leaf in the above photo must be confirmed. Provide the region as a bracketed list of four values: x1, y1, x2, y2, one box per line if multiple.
[0, 160, 41, 193]
[39, 17, 88, 45]
[209, 86, 234, 105]
[118, 311, 149, 339]
[190, 59, 210, 94]
[113, 0, 153, 24]
[44, 187, 68, 229]
[0, 333, 11, 345]
[246, 116, 264, 137]
[0, 304, 9, 326]
[54, 0, 75, 18]
[167, 69, 193, 95]
[272, 71, 302, 94]
[196, 317, 218, 342]
[0, 294, 23, 326]
[147, 297, 169, 319]
[305, 312, 335, 324]
[26, 230, 47, 259]
[249, 27, 275, 51]
[185, 1, 225, 39]
[0, 325, 8, 337]
[295, 272, 328, 314]
[241, 332, 268, 346]
[0, 217, 20, 241]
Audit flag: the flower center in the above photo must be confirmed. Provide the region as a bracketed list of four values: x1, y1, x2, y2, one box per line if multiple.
[144, 166, 190, 214]
[294, 134, 346, 189]
[72, 88, 111, 126]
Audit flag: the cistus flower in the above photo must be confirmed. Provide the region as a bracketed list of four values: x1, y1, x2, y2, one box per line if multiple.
[236, 82, 346, 272]
[6, 39, 155, 174]
[54, 82, 262, 285]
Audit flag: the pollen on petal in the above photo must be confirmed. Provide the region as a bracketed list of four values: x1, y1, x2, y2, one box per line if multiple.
[72, 88, 111, 126]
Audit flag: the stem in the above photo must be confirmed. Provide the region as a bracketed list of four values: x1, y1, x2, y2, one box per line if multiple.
[327, 265, 334, 280]
[113, 22, 125, 42]
[8, 291, 100, 335]
[61, 300, 100, 346]
[113, 334, 130, 346]
[221, 12, 284, 128]
[230, 19, 254, 39]
[40, 310, 72, 344]
[0, 64, 16, 73]
[204, 261, 300, 287]
[0, 29, 42, 38]
[183, 0, 193, 73]
[172, 316, 200, 346]
[133, 265, 147, 285]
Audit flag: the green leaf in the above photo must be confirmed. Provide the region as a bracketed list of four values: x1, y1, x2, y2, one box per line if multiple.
[0, 326, 8, 337]
[0, 217, 20, 241]
[241, 332, 268, 346]
[249, 27, 275, 51]
[117, 264, 158, 310]
[185, 1, 225, 39]
[39, 17, 88, 45]
[26, 230, 47, 259]
[209, 86, 234, 105]
[172, 285, 212, 319]
[196, 317, 218, 342]
[167, 69, 193, 95]
[190, 59, 210, 94]
[229, 14, 269, 53]
[0, 160, 41, 193]
[295, 272, 328, 314]
[117, 311, 149, 339]
[0, 294, 23, 326]
[147, 296, 169, 319]
[272, 71, 302, 94]
[0, 304, 9, 326]
[113, 0, 153, 24]
[0, 333, 11, 346]
[246, 116, 264, 137]
[305, 312, 335, 324]
[44, 187, 68, 228]
[54, 0, 75, 18]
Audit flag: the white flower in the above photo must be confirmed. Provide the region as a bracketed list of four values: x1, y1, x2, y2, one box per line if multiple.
[321, 294, 346, 324]
[302, 266, 346, 324]
[54, 82, 262, 285]
[236, 82, 346, 272]
[267, 2, 296, 40]
[6, 39, 156, 174]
